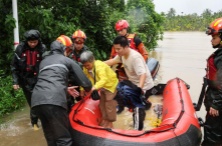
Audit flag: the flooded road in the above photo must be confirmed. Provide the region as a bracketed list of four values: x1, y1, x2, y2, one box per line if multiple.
[153, 31, 213, 121]
[0, 32, 213, 145]
[0, 105, 46, 146]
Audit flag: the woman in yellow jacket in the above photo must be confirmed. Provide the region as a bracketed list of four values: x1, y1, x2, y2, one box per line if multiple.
[80, 51, 118, 128]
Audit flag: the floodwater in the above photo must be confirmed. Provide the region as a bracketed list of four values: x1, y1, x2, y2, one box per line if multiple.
[0, 32, 213, 145]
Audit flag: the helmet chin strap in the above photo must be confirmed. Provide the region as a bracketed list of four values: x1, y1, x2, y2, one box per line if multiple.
[213, 41, 222, 48]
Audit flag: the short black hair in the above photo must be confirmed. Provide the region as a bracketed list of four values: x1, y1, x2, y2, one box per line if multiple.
[113, 36, 129, 47]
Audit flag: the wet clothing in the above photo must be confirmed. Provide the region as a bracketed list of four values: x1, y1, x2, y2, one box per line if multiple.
[202, 112, 222, 146]
[82, 60, 118, 92]
[31, 41, 92, 146]
[68, 45, 89, 102]
[113, 49, 154, 92]
[116, 80, 147, 130]
[202, 47, 222, 145]
[110, 34, 148, 81]
[70, 45, 88, 62]
[31, 41, 91, 108]
[82, 60, 118, 122]
[32, 105, 73, 146]
[133, 107, 146, 130]
[11, 40, 46, 125]
[99, 89, 117, 122]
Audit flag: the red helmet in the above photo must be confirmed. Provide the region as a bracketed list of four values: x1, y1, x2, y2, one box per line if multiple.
[115, 20, 129, 31]
[206, 17, 222, 35]
[56, 35, 73, 47]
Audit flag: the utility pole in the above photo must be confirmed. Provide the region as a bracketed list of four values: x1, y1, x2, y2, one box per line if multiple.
[12, 0, 19, 49]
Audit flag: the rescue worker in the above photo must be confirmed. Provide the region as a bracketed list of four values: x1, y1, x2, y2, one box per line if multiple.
[202, 18, 222, 146]
[110, 19, 149, 61]
[105, 36, 154, 130]
[68, 30, 89, 102]
[110, 20, 150, 114]
[70, 29, 88, 65]
[11, 29, 46, 130]
[31, 35, 92, 146]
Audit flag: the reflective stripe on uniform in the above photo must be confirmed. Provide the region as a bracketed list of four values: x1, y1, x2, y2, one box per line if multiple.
[39, 64, 68, 73]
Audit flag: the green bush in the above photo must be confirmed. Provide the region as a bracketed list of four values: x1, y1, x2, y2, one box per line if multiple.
[0, 73, 26, 118]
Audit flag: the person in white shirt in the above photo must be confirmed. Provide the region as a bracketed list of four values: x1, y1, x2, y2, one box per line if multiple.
[105, 36, 154, 130]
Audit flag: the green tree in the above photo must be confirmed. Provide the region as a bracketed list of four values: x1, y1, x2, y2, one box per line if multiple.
[126, 0, 164, 50]
[167, 8, 176, 18]
[0, 0, 164, 117]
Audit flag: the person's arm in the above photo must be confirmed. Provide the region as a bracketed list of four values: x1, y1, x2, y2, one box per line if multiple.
[104, 55, 120, 66]
[133, 57, 148, 90]
[135, 37, 149, 62]
[138, 73, 146, 89]
[109, 46, 116, 59]
[137, 43, 148, 62]
[104, 59, 117, 66]
[209, 58, 222, 116]
[11, 45, 22, 90]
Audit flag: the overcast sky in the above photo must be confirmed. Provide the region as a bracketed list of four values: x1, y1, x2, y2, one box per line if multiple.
[152, 0, 222, 15]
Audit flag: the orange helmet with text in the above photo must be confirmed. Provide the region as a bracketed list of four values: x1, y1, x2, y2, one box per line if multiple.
[72, 30, 87, 39]
[206, 17, 222, 35]
[115, 20, 129, 31]
[56, 35, 73, 47]
[71, 30, 87, 44]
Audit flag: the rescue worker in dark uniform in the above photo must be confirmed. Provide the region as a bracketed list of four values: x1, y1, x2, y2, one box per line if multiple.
[31, 35, 92, 146]
[68, 30, 89, 102]
[11, 29, 46, 130]
[110, 20, 150, 114]
[70, 29, 88, 66]
[202, 17, 222, 146]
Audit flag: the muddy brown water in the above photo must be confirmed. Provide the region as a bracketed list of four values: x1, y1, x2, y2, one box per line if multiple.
[0, 32, 213, 145]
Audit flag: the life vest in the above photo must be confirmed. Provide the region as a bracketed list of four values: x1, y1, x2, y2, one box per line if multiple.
[71, 54, 81, 62]
[127, 34, 138, 51]
[206, 53, 217, 80]
[111, 34, 138, 58]
[22, 49, 40, 75]
[71, 46, 88, 62]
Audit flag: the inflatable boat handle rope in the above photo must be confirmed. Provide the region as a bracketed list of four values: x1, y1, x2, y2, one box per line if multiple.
[71, 78, 186, 137]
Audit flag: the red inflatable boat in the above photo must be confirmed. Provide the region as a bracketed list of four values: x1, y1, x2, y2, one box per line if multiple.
[69, 78, 202, 146]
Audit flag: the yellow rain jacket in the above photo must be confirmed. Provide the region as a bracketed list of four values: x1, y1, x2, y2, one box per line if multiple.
[82, 60, 118, 93]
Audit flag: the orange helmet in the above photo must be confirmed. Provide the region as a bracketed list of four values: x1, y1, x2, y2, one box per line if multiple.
[71, 30, 87, 44]
[115, 20, 129, 31]
[56, 35, 73, 47]
[206, 17, 222, 35]
[72, 30, 87, 39]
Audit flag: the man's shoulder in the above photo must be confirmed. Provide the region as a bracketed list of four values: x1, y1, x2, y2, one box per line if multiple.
[130, 49, 142, 56]
[15, 41, 26, 54]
